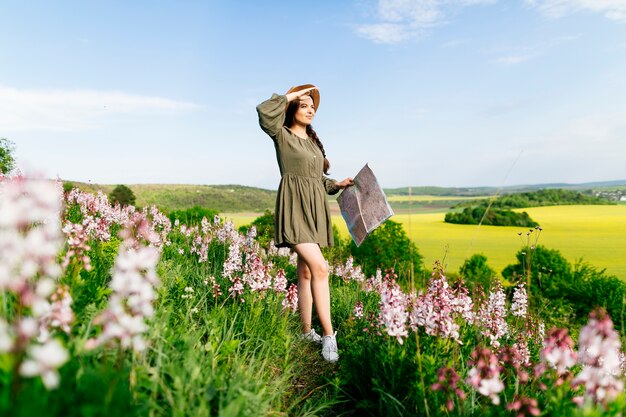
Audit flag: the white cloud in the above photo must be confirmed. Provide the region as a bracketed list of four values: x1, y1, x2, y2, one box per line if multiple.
[355, 0, 496, 43]
[356, 22, 416, 43]
[495, 54, 533, 64]
[525, 0, 626, 21]
[0, 85, 200, 132]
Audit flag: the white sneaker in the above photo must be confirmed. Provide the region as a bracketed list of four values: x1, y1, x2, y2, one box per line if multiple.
[301, 329, 323, 344]
[321, 333, 339, 363]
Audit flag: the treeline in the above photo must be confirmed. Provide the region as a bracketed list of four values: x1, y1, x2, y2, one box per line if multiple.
[455, 188, 611, 210]
[445, 189, 611, 227]
[445, 206, 538, 227]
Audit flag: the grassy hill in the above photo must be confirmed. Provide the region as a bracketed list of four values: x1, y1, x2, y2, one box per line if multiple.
[64, 182, 276, 213]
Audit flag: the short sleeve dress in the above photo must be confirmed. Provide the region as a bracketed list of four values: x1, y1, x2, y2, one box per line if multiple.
[256, 93, 340, 248]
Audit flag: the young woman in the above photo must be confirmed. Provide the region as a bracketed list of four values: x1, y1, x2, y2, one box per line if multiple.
[256, 84, 353, 363]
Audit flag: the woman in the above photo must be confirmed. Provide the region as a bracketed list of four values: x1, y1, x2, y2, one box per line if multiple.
[256, 84, 353, 363]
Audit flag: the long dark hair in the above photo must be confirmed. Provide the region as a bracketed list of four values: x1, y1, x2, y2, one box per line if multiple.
[284, 99, 331, 175]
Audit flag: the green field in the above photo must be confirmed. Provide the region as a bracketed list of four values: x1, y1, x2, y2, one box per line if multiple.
[225, 205, 626, 280]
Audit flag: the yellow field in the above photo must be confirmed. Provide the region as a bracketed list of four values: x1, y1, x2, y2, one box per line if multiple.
[223, 205, 626, 279]
[386, 195, 487, 202]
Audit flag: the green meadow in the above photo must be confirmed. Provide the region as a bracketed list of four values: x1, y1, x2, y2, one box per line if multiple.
[225, 204, 626, 280]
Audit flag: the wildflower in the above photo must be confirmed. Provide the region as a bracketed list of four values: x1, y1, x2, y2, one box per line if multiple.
[572, 309, 624, 405]
[378, 271, 408, 344]
[178, 248, 185, 255]
[334, 257, 365, 282]
[244, 256, 271, 292]
[538, 328, 577, 377]
[353, 301, 364, 319]
[223, 236, 242, 279]
[86, 235, 161, 352]
[19, 338, 69, 389]
[0, 318, 15, 352]
[466, 347, 505, 405]
[364, 269, 383, 293]
[0, 176, 69, 389]
[410, 272, 469, 343]
[477, 281, 508, 348]
[205, 276, 222, 298]
[273, 268, 288, 293]
[228, 276, 245, 301]
[282, 283, 298, 313]
[511, 283, 527, 318]
[61, 222, 92, 271]
[182, 286, 194, 299]
[431, 366, 466, 411]
[506, 396, 541, 417]
[38, 284, 74, 342]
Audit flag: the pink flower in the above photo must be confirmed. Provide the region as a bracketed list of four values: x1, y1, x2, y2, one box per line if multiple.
[477, 281, 508, 348]
[409, 272, 471, 343]
[86, 220, 161, 352]
[282, 283, 298, 313]
[378, 271, 408, 344]
[431, 366, 466, 411]
[273, 268, 288, 293]
[506, 396, 541, 417]
[539, 327, 577, 376]
[353, 301, 364, 319]
[466, 347, 504, 405]
[334, 257, 365, 282]
[572, 310, 624, 405]
[511, 283, 527, 318]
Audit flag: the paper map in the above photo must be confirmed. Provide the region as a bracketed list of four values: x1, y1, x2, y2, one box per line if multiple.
[336, 163, 394, 247]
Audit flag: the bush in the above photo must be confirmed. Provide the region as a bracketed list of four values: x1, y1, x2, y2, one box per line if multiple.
[349, 220, 423, 280]
[0, 138, 16, 174]
[502, 245, 626, 332]
[108, 184, 136, 207]
[459, 253, 496, 292]
[239, 210, 274, 249]
[168, 206, 218, 227]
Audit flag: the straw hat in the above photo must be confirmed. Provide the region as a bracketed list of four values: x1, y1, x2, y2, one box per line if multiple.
[285, 84, 320, 110]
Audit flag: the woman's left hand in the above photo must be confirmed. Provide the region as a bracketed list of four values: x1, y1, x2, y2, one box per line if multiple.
[336, 178, 354, 189]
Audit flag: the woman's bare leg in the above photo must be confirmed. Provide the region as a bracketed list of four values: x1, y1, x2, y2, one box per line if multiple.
[293, 243, 333, 336]
[296, 256, 313, 334]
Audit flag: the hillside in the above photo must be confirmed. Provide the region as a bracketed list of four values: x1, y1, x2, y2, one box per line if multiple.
[65, 182, 276, 213]
[64, 179, 626, 214]
[384, 179, 626, 196]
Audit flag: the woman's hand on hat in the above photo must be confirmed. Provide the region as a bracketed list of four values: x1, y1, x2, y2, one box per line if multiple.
[286, 86, 317, 102]
[336, 178, 354, 189]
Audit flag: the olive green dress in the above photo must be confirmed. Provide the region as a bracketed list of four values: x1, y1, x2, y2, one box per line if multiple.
[256, 93, 340, 248]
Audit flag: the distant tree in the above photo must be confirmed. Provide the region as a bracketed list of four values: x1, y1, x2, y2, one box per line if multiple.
[63, 182, 75, 194]
[0, 138, 16, 174]
[349, 220, 423, 280]
[109, 184, 136, 207]
[460, 253, 496, 292]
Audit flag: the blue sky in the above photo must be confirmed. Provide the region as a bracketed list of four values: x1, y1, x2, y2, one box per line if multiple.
[2, 0, 626, 189]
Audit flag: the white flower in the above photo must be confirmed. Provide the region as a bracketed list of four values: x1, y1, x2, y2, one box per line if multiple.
[19, 339, 69, 389]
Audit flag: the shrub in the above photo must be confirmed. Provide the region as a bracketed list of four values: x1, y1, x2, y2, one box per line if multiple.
[349, 220, 423, 280]
[0, 138, 16, 174]
[108, 184, 136, 207]
[168, 205, 218, 227]
[459, 253, 496, 292]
